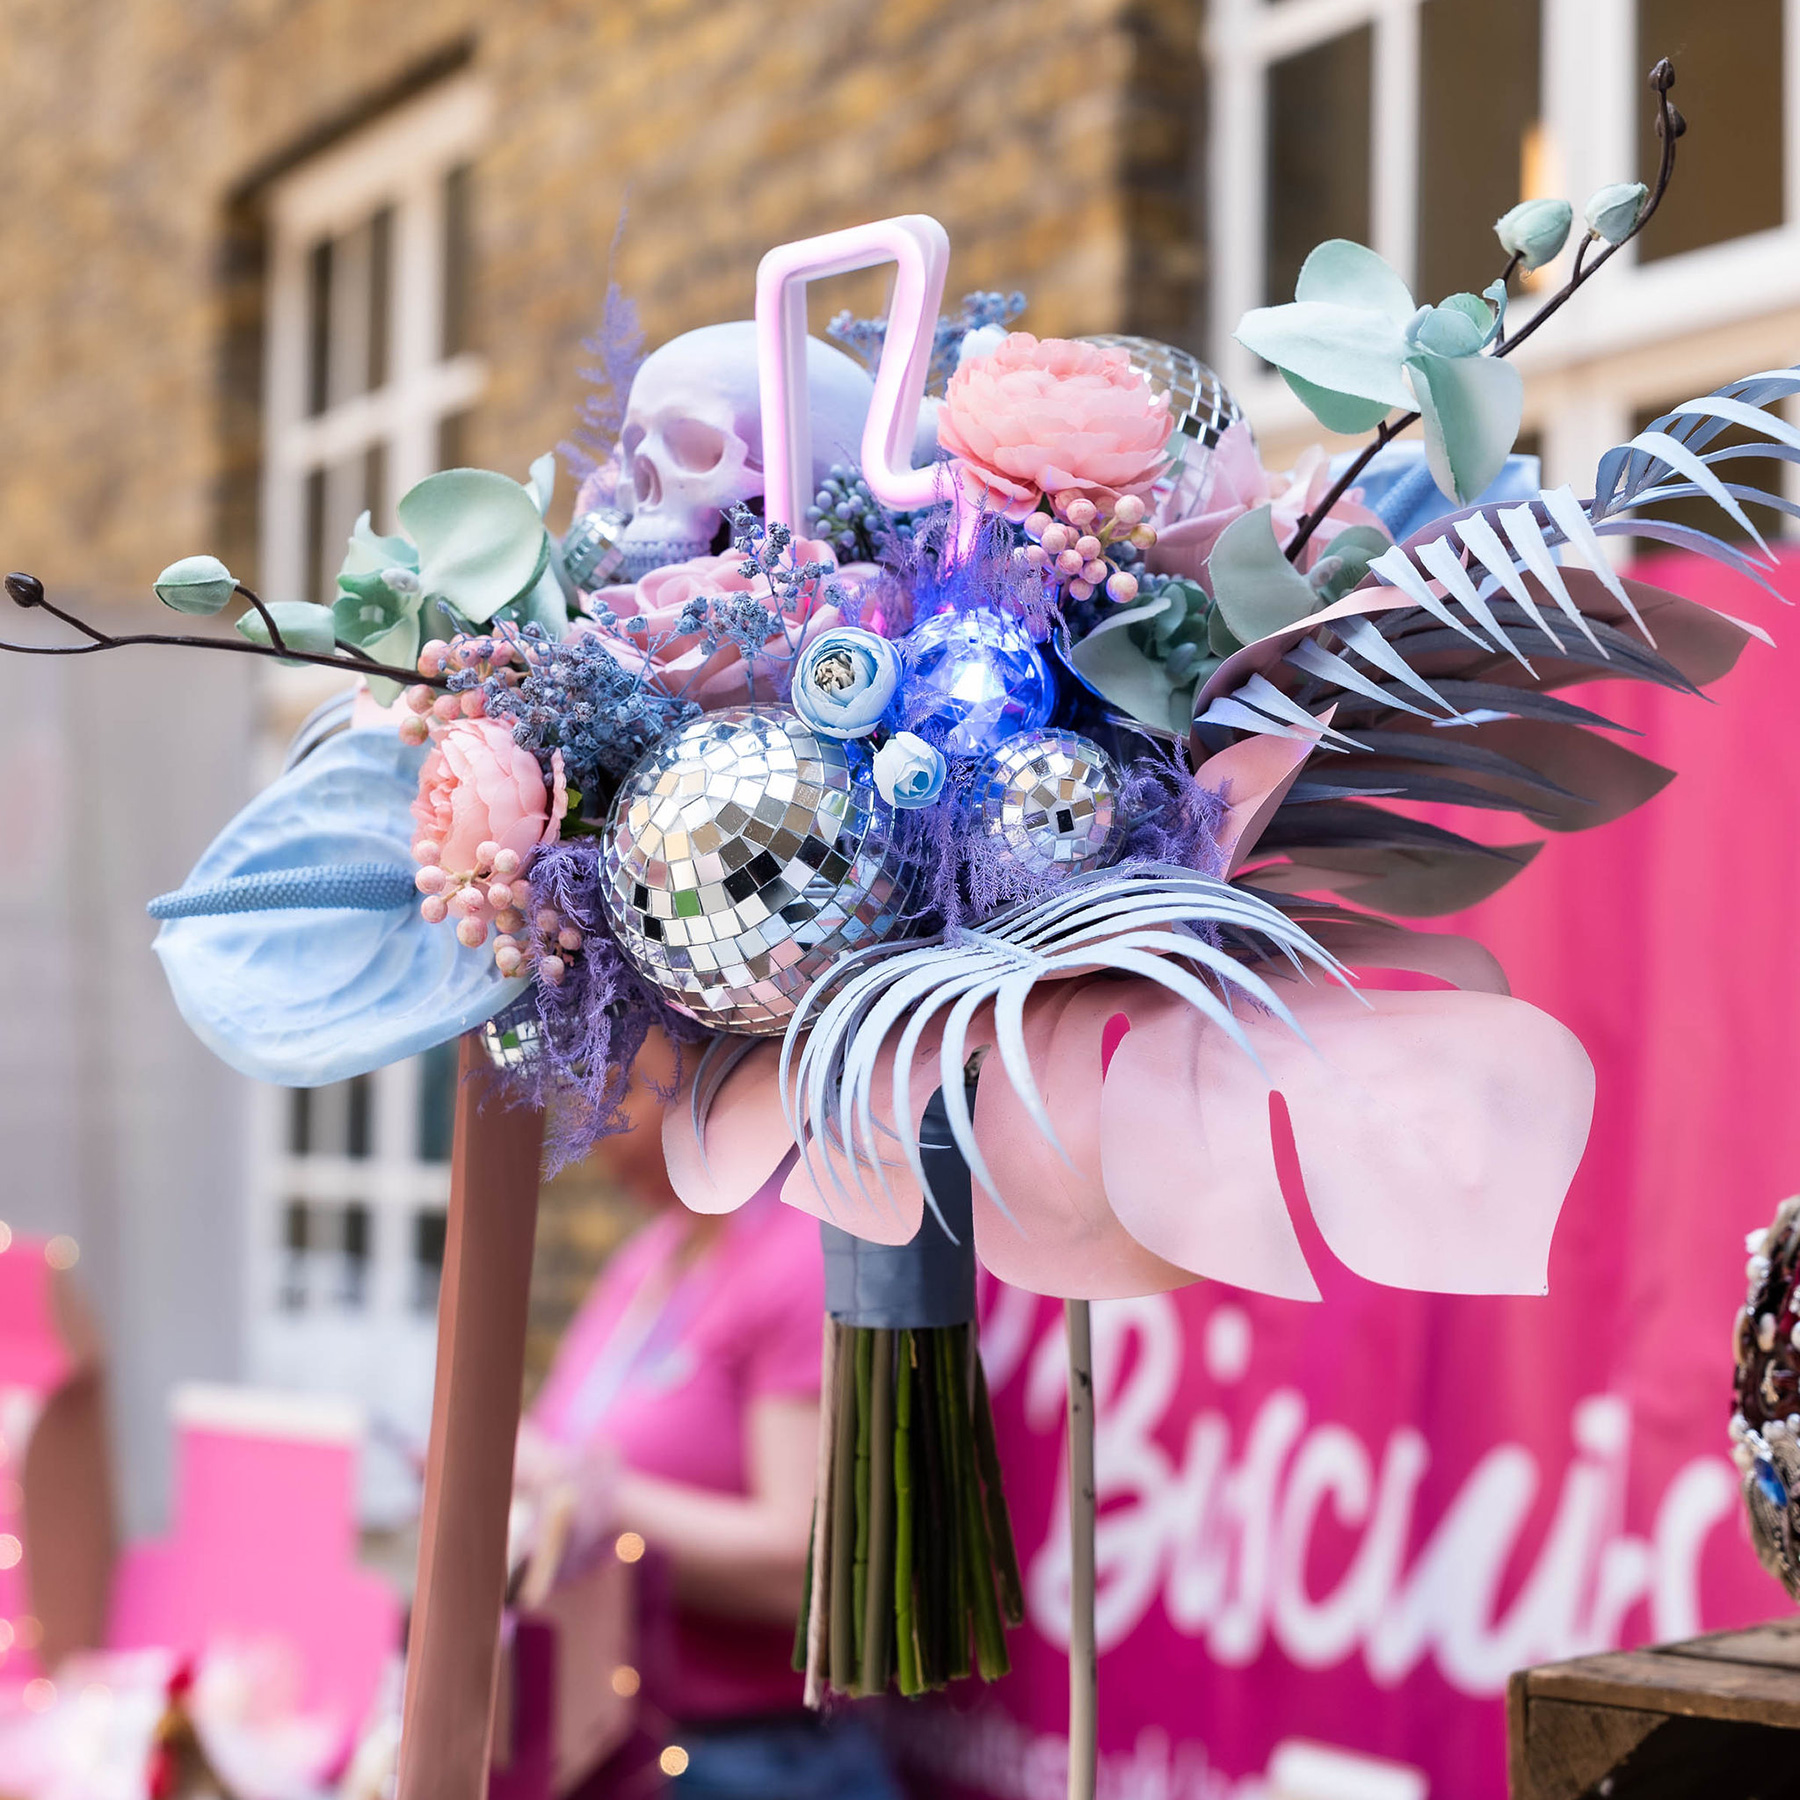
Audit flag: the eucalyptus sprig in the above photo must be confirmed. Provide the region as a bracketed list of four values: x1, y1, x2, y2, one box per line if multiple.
[1276, 57, 1686, 562]
[0, 569, 451, 690]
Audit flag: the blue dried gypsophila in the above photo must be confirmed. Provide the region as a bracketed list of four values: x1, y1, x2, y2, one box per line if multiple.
[480, 625, 700, 791]
[827, 290, 1028, 393]
[806, 464, 917, 564]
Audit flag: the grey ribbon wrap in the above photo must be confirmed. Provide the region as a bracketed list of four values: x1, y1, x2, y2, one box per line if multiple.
[819, 1087, 977, 1329]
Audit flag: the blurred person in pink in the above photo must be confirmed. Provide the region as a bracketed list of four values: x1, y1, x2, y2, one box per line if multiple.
[516, 1031, 901, 1800]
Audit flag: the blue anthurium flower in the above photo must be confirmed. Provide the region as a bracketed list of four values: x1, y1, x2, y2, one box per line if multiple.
[150, 729, 526, 1087]
[1235, 240, 1524, 506]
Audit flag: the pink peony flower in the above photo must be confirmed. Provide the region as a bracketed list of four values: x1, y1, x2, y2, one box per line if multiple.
[587, 537, 857, 712]
[1148, 421, 1386, 588]
[412, 717, 558, 875]
[937, 333, 1174, 518]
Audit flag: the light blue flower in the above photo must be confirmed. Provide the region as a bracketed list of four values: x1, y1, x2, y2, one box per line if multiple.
[1234, 240, 1524, 506]
[1584, 181, 1648, 245]
[790, 627, 901, 739]
[873, 731, 947, 808]
[1494, 198, 1572, 271]
[154, 554, 237, 616]
[151, 728, 524, 1087]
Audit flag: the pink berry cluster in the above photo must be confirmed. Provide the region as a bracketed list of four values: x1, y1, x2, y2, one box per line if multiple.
[1015, 494, 1157, 604]
[396, 634, 527, 747]
[413, 841, 539, 967]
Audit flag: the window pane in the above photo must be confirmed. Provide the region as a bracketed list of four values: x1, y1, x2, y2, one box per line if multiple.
[1266, 29, 1373, 307]
[1418, 0, 1541, 301]
[1637, 0, 1783, 262]
[339, 1203, 370, 1309]
[416, 1042, 458, 1163]
[288, 1088, 312, 1157]
[306, 239, 332, 418]
[368, 206, 393, 391]
[413, 1209, 448, 1312]
[443, 163, 473, 359]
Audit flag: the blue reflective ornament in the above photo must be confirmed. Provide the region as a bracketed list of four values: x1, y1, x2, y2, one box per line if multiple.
[1755, 1454, 1790, 1510]
[899, 608, 1055, 757]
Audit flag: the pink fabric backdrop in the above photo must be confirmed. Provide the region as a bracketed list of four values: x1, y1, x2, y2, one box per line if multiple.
[917, 552, 1800, 1800]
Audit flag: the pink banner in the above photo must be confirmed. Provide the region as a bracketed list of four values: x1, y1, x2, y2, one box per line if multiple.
[917, 554, 1800, 1800]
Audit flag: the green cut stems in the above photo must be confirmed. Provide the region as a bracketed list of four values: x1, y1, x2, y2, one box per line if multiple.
[828, 1325, 859, 1696]
[934, 1328, 972, 1681]
[952, 1324, 1010, 1679]
[851, 1328, 874, 1675]
[894, 1329, 922, 1695]
[860, 1328, 896, 1696]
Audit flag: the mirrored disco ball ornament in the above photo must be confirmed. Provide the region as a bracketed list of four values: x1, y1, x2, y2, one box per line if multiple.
[900, 608, 1054, 758]
[1079, 334, 1243, 522]
[1078, 335, 1242, 451]
[973, 730, 1122, 878]
[481, 991, 544, 1070]
[560, 506, 630, 590]
[601, 708, 924, 1035]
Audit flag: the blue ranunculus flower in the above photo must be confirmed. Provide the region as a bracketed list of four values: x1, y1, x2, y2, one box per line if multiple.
[790, 627, 901, 739]
[872, 731, 947, 809]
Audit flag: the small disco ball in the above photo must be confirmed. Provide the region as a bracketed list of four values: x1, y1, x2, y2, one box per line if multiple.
[560, 506, 630, 590]
[1078, 335, 1243, 451]
[600, 707, 923, 1035]
[901, 608, 1055, 759]
[480, 992, 544, 1070]
[1733, 1195, 1800, 1598]
[973, 730, 1122, 878]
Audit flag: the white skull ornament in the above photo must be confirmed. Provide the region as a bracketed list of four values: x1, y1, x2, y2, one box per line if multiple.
[613, 320, 876, 580]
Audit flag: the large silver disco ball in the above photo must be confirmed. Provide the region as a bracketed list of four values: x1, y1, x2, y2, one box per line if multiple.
[973, 729, 1122, 879]
[600, 708, 924, 1035]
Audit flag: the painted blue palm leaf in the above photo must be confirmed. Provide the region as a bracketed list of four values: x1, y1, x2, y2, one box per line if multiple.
[152, 728, 526, 1087]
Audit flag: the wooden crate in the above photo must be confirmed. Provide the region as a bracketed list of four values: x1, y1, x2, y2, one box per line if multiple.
[1508, 1619, 1800, 1798]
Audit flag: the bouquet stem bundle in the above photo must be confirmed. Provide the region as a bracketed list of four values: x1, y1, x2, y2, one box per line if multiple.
[799, 1317, 1023, 1699]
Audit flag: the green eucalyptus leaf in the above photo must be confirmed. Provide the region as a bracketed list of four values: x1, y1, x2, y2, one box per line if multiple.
[332, 567, 422, 650]
[1410, 294, 1494, 359]
[526, 451, 558, 518]
[234, 600, 337, 661]
[357, 610, 422, 706]
[153, 554, 237, 616]
[397, 468, 551, 626]
[1308, 524, 1392, 605]
[1207, 608, 1245, 659]
[1279, 372, 1395, 436]
[338, 511, 418, 579]
[1293, 239, 1416, 323]
[1207, 504, 1324, 646]
[1068, 596, 1193, 734]
[1236, 302, 1415, 411]
[1406, 350, 1525, 505]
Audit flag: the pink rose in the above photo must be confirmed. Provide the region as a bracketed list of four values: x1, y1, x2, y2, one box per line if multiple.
[1148, 422, 1387, 587]
[937, 333, 1174, 518]
[586, 537, 855, 711]
[411, 717, 559, 875]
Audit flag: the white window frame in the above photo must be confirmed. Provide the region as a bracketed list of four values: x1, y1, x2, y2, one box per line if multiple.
[261, 73, 492, 610]
[245, 75, 492, 1523]
[1206, 0, 1800, 489]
